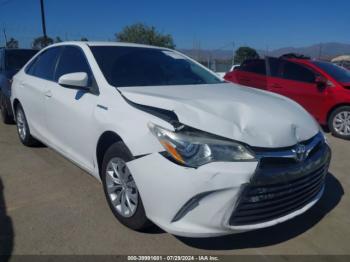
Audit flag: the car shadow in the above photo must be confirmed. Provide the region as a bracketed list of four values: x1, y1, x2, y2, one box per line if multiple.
[176, 173, 343, 250]
[141, 226, 165, 234]
[29, 142, 47, 148]
[321, 125, 330, 133]
[0, 178, 14, 260]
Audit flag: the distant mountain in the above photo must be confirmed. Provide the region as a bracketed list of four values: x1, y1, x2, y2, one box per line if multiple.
[180, 42, 350, 61]
[268, 43, 350, 59]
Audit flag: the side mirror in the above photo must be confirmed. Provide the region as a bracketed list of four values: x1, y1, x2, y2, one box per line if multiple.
[315, 75, 327, 89]
[58, 72, 89, 90]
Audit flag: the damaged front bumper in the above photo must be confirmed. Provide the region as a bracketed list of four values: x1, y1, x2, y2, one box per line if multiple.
[127, 133, 331, 238]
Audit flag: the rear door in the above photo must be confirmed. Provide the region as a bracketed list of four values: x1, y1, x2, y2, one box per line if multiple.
[17, 47, 61, 138]
[267, 58, 327, 121]
[232, 59, 268, 89]
[44, 45, 98, 171]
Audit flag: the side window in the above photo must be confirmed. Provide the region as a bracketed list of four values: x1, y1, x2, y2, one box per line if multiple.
[27, 47, 61, 80]
[267, 57, 283, 77]
[25, 56, 39, 75]
[282, 61, 316, 83]
[239, 59, 266, 75]
[54, 46, 92, 83]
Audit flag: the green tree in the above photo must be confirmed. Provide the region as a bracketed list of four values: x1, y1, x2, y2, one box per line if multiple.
[116, 23, 175, 49]
[234, 46, 259, 64]
[6, 37, 19, 48]
[32, 36, 54, 49]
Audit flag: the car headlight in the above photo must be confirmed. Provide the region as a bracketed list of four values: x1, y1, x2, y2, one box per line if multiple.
[148, 122, 255, 167]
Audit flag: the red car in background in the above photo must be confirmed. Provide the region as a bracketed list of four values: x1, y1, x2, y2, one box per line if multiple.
[224, 54, 350, 140]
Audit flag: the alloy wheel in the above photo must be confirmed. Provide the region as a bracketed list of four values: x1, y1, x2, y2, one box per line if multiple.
[105, 157, 139, 218]
[333, 111, 350, 136]
[16, 109, 27, 141]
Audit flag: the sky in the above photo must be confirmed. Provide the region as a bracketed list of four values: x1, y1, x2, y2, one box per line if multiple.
[0, 0, 349, 50]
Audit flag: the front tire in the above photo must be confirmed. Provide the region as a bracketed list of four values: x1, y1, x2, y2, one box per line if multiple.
[101, 142, 151, 231]
[329, 106, 350, 140]
[15, 104, 39, 146]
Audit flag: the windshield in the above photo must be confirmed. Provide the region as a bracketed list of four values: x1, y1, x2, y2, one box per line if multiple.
[90, 46, 223, 87]
[313, 61, 350, 83]
[5, 49, 38, 71]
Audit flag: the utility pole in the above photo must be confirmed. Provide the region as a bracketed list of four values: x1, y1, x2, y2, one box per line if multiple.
[265, 45, 269, 56]
[232, 41, 235, 65]
[318, 42, 323, 59]
[3, 28, 8, 44]
[40, 0, 47, 40]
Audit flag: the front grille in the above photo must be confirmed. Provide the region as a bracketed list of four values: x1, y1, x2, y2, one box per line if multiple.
[229, 134, 331, 226]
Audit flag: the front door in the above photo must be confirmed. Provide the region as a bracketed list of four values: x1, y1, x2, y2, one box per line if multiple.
[44, 46, 98, 171]
[267, 58, 327, 122]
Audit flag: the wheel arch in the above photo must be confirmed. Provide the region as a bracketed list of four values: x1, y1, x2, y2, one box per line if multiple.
[12, 98, 20, 116]
[96, 131, 125, 178]
[327, 103, 350, 124]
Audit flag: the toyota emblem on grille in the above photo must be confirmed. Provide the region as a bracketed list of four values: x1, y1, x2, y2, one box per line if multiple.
[292, 144, 307, 162]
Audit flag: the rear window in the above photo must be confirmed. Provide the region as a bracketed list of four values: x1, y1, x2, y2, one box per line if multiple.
[90, 46, 223, 87]
[5, 50, 38, 71]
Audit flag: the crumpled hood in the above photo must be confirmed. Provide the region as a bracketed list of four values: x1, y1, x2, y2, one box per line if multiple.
[119, 83, 319, 148]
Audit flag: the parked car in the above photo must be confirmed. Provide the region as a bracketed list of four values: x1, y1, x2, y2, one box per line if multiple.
[11, 42, 330, 237]
[216, 64, 240, 78]
[224, 55, 350, 140]
[331, 55, 350, 70]
[0, 48, 38, 123]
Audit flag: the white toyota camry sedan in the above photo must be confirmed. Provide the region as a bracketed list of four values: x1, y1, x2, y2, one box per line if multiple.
[10, 42, 331, 237]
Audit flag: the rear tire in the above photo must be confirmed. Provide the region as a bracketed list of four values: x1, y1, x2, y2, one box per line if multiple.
[101, 142, 151, 231]
[0, 93, 14, 124]
[15, 104, 40, 146]
[328, 106, 350, 140]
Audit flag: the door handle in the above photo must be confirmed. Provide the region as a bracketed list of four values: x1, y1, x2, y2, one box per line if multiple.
[45, 91, 52, 98]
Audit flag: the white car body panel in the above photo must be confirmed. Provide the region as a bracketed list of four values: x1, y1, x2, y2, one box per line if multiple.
[15, 75, 50, 138]
[10, 42, 328, 237]
[44, 83, 97, 171]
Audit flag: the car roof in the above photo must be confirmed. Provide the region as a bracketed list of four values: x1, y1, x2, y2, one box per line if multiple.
[264, 55, 316, 66]
[286, 57, 319, 66]
[49, 41, 169, 50]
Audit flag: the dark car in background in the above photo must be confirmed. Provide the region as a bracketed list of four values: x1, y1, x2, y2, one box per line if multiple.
[224, 54, 350, 140]
[0, 48, 38, 123]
